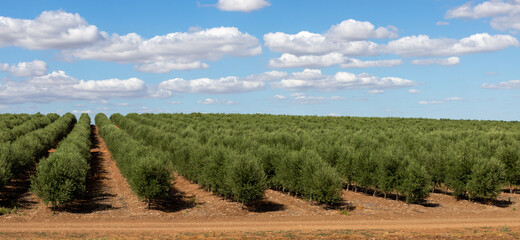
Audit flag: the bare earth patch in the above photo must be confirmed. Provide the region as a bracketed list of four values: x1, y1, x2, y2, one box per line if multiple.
[1, 125, 520, 239]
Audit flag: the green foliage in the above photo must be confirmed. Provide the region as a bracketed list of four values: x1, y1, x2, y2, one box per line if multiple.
[466, 158, 507, 200]
[131, 157, 171, 202]
[0, 113, 76, 191]
[226, 152, 266, 204]
[83, 112, 520, 205]
[112, 113, 268, 204]
[0, 113, 58, 143]
[0, 143, 12, 191]
[31, 113, 91, 207]
[399, 160, 431, 203]
[95, 113, 172, 207]
[445, 152, 474, 199]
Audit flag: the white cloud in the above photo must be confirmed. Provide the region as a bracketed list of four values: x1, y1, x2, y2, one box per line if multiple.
[271, 69, 416, 92]
[411, 57, 460, 66]
[273, 94, 286, 100]
[446, 0, 520, 19]
[491, 14, 520, 31]
[197, 98, 236, 105]
[264, 31, 380, 56]
[481, 80, 520, 89]
[288, 92, 347, 104]
[418, 97, 464, 104]
[166, 101, 182, 104]
[243, 70, 288, 82]
[216, 0, 270, 12]
[408, 89, 421, 93]
[385, 33, 519, 57]
[446, 0, 520, 31]
[0, 60, 48, 77]
[134, 61, 209, 73]
[158, 70, 286, 95]
[265, 18, 517, 69]
[71, 109, 92, 114]
[330, 96, 347, 100]
[436, 21, 450, 26]
[0, 11, 263, 71]
[268, 53, 402, 69]
[325, 19, 398, 41]
[327, 113, 340, 116]
[0, 70, 161, 104]
[64, 27, 261, 70]
[159, 76, 264, 94]
[0, 10, 102, 49]
[268, 53, 347, 68]
[367, 89, 384, 94]
[340, 58, 402, 68]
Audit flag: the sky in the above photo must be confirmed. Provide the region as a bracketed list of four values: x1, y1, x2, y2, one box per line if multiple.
[0, 0, 519, 120]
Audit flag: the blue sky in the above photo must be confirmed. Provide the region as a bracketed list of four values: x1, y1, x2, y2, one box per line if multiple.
[1, 0, 519, 120]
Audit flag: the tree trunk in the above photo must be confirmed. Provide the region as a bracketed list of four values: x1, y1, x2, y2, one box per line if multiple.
[147, 198, 151, 210]
[384, 193, 387, 199]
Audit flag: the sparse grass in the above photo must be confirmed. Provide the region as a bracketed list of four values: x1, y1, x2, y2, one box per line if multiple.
[340, 209, 351, 216]
[0, 206, 17, 215]
[501, 225, 511, 232]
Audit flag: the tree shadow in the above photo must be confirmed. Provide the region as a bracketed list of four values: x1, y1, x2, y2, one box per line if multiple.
[324, 199, 356, 211]
[246, 199, 286, 213]
[149, 185, 197, 213]
[502, 187, 520, 194]
[55, 125, 119, 213]
[0, 169, 39, 210]
[472, 197, 513, 208]
[344, 185, 441, 208]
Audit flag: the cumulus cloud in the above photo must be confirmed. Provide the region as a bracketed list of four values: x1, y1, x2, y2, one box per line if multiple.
[243, 70, 289, 82]
[264, 31, 380, 56]
[159, 76, 265, 94]
[268, 52, 402, 69]
[288, 92, 347, 104]
[270, 69, 416, 92]
[268, 53, 347, 68]
[134, 61, 209, 73]
[0, 10, 102, 49]
[0, 60, 48, 77]
[64, 27, 261, 71]
[158, 70, 289, 94]
[408, 89, 421, 93]
[263, 19, 393, 57]
[481, 80, 520, 89]
[1, 11, 263, 72]
[340, 58, 402, 68]
[71, 109, 92, 114]
[385, 33, 519, 57]
[418, 97, 464, 104]
[446, 0, 520, 30]
[411, 57, 460, 66]
[325, 19, 398, 41]
[265, 18, 517, 69]
[0, 70, 163, 104]
[367, 89, 384, 94]
[197, 98, 236, 104]
[216, 0, 270, 12]
[273, 94, 286, 100]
